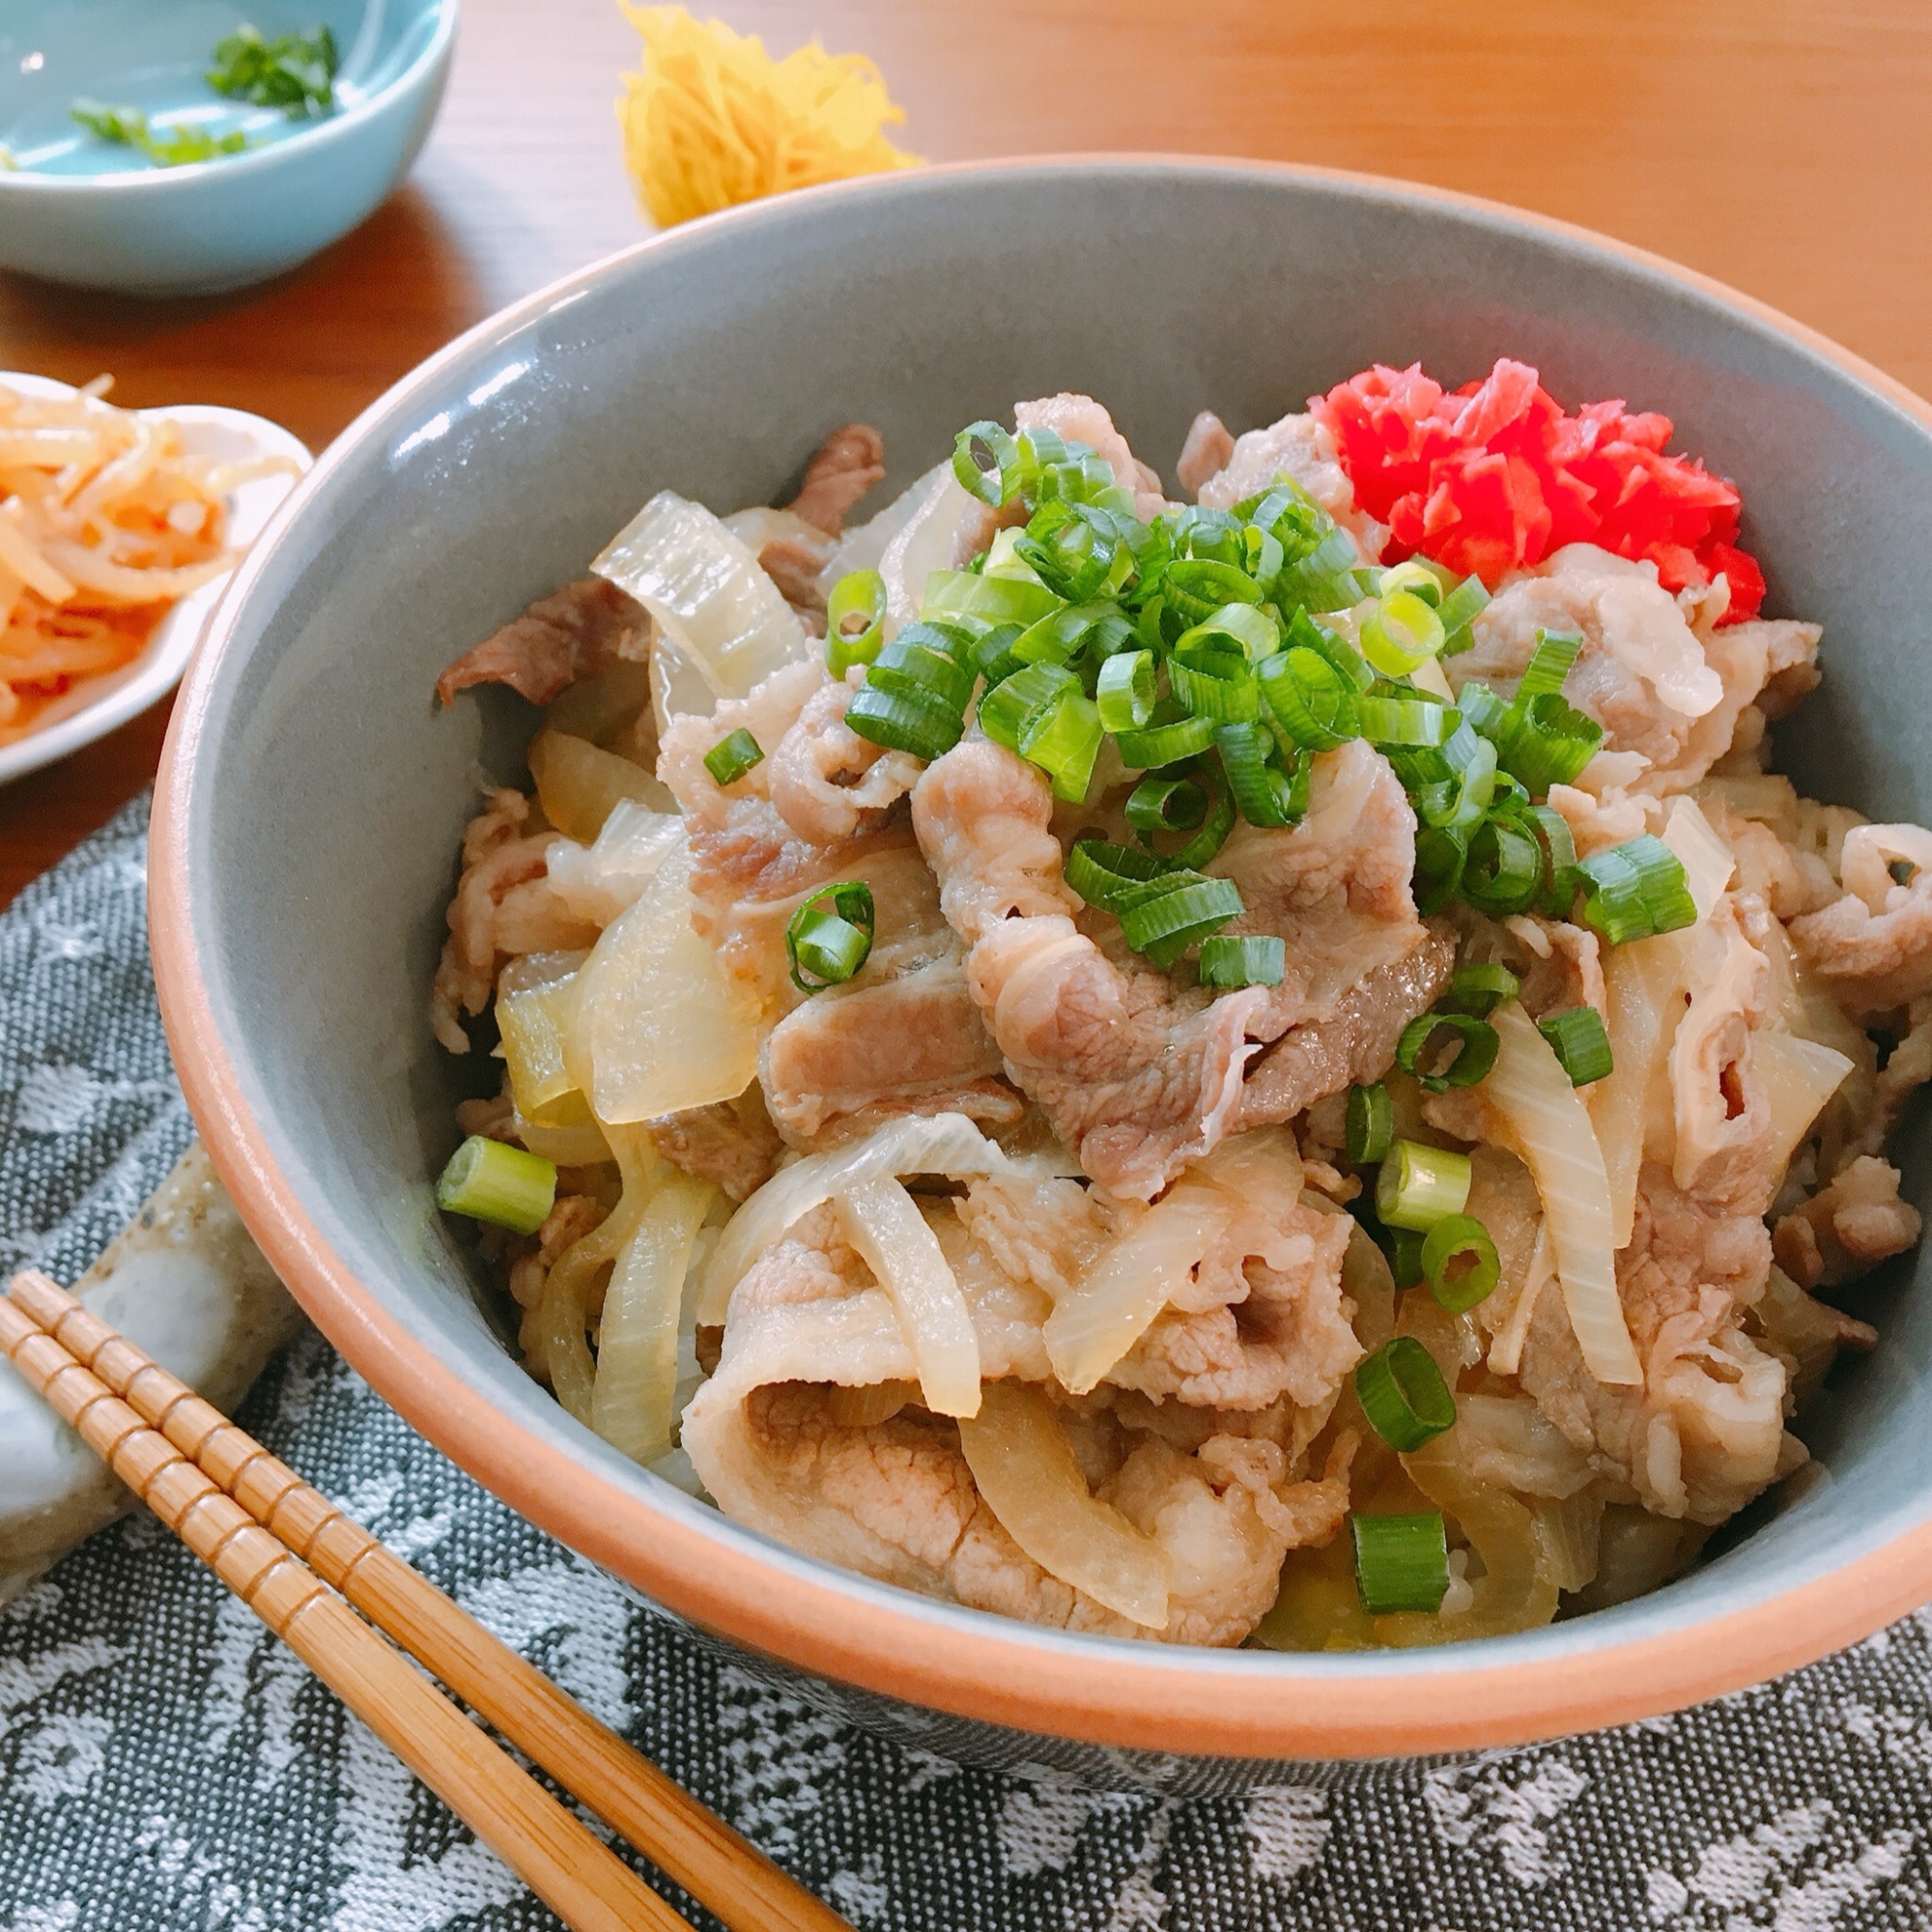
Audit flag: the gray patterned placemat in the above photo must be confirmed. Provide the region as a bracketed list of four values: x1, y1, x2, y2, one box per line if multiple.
[2, 796, 1931, 1931]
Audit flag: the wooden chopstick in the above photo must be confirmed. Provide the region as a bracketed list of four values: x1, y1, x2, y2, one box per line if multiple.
[4, 1268, 851, 1932]
[0, 1285, 692, 1932]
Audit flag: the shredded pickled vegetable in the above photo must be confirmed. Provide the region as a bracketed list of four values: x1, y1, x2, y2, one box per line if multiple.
[0, 377, 292, 743]
[616, 6, 921, 230]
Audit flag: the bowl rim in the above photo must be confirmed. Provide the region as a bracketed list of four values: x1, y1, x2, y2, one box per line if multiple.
[0, 0, 458, 195]
[151, 153, 1932, 1761]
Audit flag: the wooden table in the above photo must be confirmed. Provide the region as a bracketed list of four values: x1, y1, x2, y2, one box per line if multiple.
[5, 0, 1930, 907]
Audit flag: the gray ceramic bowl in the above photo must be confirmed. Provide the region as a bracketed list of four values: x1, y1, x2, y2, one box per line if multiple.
[152, 159, 1932, 1784]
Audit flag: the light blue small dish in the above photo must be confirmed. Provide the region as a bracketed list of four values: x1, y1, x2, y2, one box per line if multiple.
[0, 0, 456, 296]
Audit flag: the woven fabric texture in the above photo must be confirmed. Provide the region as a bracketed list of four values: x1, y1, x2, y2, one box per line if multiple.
[1, 797, 1929, 1932]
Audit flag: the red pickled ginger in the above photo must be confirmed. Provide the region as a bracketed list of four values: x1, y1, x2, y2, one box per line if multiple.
[1310, 357, 1764, 624]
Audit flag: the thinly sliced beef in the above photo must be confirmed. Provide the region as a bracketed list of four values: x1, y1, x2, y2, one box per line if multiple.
[758, 954, 1019, 1142]
[1191, 409, 1384, 558]
[787, 423, 887, 535]
[664, 663, 1011, 1144]
[915, 740, 1264, 1198]
[681, 1165, 1357, 1645]
[1516, 1162, 1789, 1523]
[1448, 546, 1820, 796]
[431, 789, 599, 1050]
[436, 578, 647, 708]
[752, 423, 889, 630]
[1233, 933, 1456, 1131]
[913, 738, 1446, 1198]
[1175, 411, 1236, 498]
[1790, 858, 1932, 1017]
[1773, 1155, 1922, 1290]
[1013, 394, 1169, 521]
[647, 1090, 785, 1202]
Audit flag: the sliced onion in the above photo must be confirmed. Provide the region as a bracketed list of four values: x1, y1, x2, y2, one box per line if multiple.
[1588, 932, 1688, 1248]
[1662, 795, 1735, 921]
[876, 463, 981, 638]
[591, 1171, 718, 1463]
[570, 836, 765, 1125]
[836, 1179, 982, 1417]
[1043, 1181, 1231, 1396]
[955, 1380, 1170, 1628]
[1756, 1033, 1854, 1176]
[1484, 1003, 1641, 1385]
[1381, 1444, 1559, 1644]
[593, 490, 810, 717]
[545, 800, 684, 927]
[696, 1112, 1021, 1324]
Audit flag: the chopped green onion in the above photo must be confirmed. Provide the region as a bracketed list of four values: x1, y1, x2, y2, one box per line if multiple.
[1162, 765, 1236, 870]
[1114, 702, 1219, 771]
[1376, 560, 1446, 608]
[1215, 722, 1302, 828]
[1119, 875, 1245, 970]
[1198, 933, 1285, 988]
[1457, 681, 1512, 739]
[1352, 1512, 1450, 1615]
[701, 727, 763, 787]
[1421, 1214, 1501, 1314]
[1276, 528, 1362, 611]
[980, 528, 1042, 582]
[1162, 557, 1264, 624]
[1439, 963, 1520, 1018]
[1518, 627, 1583, 697]
[1258, 645, 1359, 752]
[952, 420, 1024, 505]
[1538, 1005, 1615, 1086]
[1388, 1226, 1426, 1290]
[437, 1135, 557, 1235]
[1577, 835, 1697, 945]
[1178, 603, 1280, 665]
[1360, 589, 1448, 677]
[1064, 837, 1169, 910]
[1496, 693, 1604, 795]
[1126, 774, 1208, 836]
[1358, 692, 1454, 748]
[1458, 814, 1544, 916]
[867, 623, 976, 713]
[1354, 1336, 1458, 1452]
[1169, 643, 1261, 724]
[1096, 649, 1156, 731]
[1376, 1139, 1473, 1232]
[1016, 505, 1129, 603]
[1436, 572, 1491, 651]
[1019, 686, 1104, 802]
[826, 569, 888, 676]
[921, 568, 1059, 634]
[1014, 425, 1074, 474]
[785, 882, 876, 993]
[1286, 609, 1376, 693]
[1346, 1082, 1393, 1163]
[1414, 727, 1496, 836]
[1395, 1012, 1499, 1092]
[1520, 802, 1583, 916]
[1412, 824, 1469, 916]
[844, 684, 962, 759]
[968, 622, 1027, 687]
[979, 662, 1079, 754]
[1010, 601, 1131, 668]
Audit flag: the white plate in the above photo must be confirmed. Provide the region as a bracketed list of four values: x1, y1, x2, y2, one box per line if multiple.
[0, 371, 312, 787]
